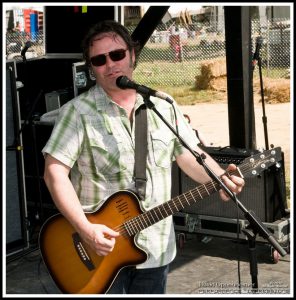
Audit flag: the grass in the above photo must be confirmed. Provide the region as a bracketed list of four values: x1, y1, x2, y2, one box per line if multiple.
[133, 61, 227, 105]
[133, 60, 288, 105]
[138, 85, 225, 105]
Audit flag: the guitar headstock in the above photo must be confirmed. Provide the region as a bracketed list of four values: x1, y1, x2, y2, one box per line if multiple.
[239, 147, 282, 178]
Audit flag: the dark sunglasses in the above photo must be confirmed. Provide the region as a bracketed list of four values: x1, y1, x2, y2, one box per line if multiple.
[90, 49, 128, 66]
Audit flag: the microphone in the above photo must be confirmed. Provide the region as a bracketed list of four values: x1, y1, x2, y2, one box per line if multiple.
[21, 40, 32, 57]
[252, 36, 263, 69]
[116, 76, 173, 104]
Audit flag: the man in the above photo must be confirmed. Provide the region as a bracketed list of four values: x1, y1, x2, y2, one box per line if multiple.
[42, 20, 244, 294]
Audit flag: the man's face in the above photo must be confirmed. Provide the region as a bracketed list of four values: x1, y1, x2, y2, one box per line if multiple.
[89, 33, 135, 93]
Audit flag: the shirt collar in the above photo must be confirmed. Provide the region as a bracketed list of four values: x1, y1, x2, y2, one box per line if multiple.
[93, 84, 146, 113]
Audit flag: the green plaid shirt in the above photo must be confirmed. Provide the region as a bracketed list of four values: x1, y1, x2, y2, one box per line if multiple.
[42, 85, 199, 268]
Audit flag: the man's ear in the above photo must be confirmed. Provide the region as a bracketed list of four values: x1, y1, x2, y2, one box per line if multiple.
[130, 49, 136, 69]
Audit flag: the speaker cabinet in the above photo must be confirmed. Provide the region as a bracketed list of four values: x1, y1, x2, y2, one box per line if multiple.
[6, 60, 29, 255]
[22, 121, 58, 224]
[45, 88, 73, 112]
[172, 147, 287, 223]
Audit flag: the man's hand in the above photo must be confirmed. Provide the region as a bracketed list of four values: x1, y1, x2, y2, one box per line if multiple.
[219, 164, 245, 201]
[81, 223, 120, 256]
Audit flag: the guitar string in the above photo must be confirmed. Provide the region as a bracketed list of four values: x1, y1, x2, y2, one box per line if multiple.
[114, 162, 251, 237]
[112, 160, 256, 236]
[120, 170, 227, 231]
[113, 170, 234, 236]
[111, 153, 275, 237]
[111, 177, 226, 237]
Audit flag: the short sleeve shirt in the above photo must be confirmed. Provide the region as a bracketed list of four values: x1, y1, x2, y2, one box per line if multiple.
[42, 85, 199, 268]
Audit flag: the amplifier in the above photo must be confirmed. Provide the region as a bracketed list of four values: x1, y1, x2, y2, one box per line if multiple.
[45, 88, 73, 112]
[171, 146, 287, 223]
[6, 60, 29, 255]
[22, 122, 58, 226]
[198, 146, 258, 164]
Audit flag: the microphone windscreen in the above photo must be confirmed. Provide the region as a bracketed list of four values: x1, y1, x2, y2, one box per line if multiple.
[116, 76, 129, 89]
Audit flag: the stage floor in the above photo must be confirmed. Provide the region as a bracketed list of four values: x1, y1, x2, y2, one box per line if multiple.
[5, 233, 291, 296]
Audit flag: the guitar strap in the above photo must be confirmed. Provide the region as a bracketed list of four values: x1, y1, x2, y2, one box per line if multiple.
[134, 103, 148, 201]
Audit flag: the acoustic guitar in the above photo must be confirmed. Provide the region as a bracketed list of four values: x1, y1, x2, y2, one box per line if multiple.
[39, 147, 281, 294]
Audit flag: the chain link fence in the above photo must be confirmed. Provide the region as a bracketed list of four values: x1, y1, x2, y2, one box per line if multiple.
[6, 18, 290, 86]
[251, 19, 290, 76]
[129, 18, 290, 87]
[6, 30, 44, 60]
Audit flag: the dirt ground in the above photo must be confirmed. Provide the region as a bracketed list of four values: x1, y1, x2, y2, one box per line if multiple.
[182, 76, 291, 178]
[180, 101, 291, 179]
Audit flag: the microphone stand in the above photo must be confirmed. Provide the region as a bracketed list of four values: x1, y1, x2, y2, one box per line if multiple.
[252, 37, 269, 150]
[141, 93, 287, 292]
[250, 39, 272, 290]
[258, 53, 269, 150]
[21, 40, 32, 64]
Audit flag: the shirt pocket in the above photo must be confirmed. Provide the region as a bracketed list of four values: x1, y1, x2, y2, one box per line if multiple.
[84, 122, 123, 176]
[150, 129, 174, 168]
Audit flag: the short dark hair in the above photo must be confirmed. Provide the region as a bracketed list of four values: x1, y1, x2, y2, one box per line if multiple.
[82, 20, 140, 68]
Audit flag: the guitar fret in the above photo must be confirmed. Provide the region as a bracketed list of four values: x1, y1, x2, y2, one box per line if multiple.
[178, 196, 185, 208]
[211, 181, 218, 191]
[137, 216, 145, 230]
[145, 214, 153, 227]
[197, 188, 203, 199]
[131, 220, 139, 235]
[152, 209, 160, 223]
[182, 194, 188, 206]
[157, 206, 165, 219]
[148, 210, 156, 223]
[162, 206, 169, 217]
[204, 185, 210, 195]
[183, 194, 188, 203]
[165, 202, 174, 214]
[172, 200, 179, 212]
[184, 193, 191, 205]
[142, 214, 150, 228]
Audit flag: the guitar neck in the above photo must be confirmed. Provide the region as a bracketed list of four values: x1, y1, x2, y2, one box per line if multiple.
[123, 175, 223, 236]
[122, 147, 281, 236]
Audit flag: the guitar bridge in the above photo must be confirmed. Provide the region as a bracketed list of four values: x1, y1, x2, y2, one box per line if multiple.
[72, 232, 95, 271]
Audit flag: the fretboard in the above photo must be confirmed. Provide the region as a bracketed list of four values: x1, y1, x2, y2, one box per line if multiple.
[122, 147, 280, 236]
[123, 177, 221, 236]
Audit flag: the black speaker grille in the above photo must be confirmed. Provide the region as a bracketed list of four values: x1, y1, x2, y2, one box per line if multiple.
[172, 147, 287, 222]
[6, 61, 28, 254]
